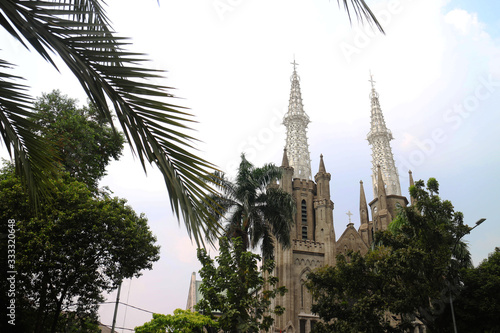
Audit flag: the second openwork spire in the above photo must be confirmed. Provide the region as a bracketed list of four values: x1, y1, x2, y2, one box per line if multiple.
[367, 72, 401, 197]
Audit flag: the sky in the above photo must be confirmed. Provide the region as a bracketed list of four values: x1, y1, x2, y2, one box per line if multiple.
[1, 0, 500, 330]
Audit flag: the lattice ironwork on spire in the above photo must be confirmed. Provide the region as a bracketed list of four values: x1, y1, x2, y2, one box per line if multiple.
[283, 61, 312, 180]
[367, 73, 401, 197]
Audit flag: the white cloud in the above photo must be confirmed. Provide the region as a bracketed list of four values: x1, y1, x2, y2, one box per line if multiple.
[444, 9, 487, 37]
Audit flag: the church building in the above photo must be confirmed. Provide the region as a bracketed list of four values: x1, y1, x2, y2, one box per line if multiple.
[271, 62, 412, 333]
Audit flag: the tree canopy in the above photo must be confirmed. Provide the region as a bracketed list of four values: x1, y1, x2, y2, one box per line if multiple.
[0, 163, 160, 332]
[31, 90, 124, 189]
[134, 309, 218, 333]
[434, 247, 500, 332]
[306, 178, 477, 332]
[195, 237, 287, 332]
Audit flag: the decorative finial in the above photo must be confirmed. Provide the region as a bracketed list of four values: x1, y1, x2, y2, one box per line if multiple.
[346, 210, 353, 223]
[369, 70, 376, 90]
[291, 57, 299, 72]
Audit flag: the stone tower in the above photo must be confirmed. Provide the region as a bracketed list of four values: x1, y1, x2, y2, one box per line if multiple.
[273, 62, 335, 333]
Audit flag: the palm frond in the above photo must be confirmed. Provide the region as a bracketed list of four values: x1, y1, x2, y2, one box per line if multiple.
[0, 58, 58, 207]
[0, 0, 220, 245]
[338, 0, 385, 34]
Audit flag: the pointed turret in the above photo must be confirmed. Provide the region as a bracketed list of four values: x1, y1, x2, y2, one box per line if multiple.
[359, 180, 369, 226]
[282, 148, 290, 168]
[367, 73, 401, 197]
[313, 154, 334, 251]
[314, 154, 331, 199]
[318, 154, 326, 173]
[371, 164, 393, 232]
[283, 60, 312, 180]
[376, 165, 388, 210]
[409, 170, 416, 206]
[358, 180, 372, 246]
[280, 148, 293, 194]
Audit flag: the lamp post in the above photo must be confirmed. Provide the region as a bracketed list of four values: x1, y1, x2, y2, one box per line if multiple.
[450, 218, 486, 333]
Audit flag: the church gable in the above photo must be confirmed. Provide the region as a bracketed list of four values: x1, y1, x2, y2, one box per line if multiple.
[336, 223, 369, 256]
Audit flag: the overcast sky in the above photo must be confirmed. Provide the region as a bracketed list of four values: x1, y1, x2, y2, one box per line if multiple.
[2, 0, 500, 330]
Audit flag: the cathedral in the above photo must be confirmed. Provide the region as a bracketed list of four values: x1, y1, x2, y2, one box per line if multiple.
[270, 62, 412, 333]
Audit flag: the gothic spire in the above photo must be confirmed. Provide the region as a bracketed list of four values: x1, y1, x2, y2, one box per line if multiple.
[281, 148, 290, 168]
[318, 154, 326, 173]
[367, 73, 401, 197]
[359, 180, 369, 226]
[283, 60, 312, 180]
[409, 170, 416, 206]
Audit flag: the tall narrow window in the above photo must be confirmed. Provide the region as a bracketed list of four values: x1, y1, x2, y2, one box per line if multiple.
[301, 200, 307, 224]
[300, 284, 304, 308]
[302, 226, 307, 240]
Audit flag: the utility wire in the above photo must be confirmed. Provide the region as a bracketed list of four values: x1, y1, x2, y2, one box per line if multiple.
[100, 301, 157, 314]
[122, 280, 133, 333]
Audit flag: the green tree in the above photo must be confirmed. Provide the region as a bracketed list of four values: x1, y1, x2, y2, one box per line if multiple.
[434, 247, 500, 332]
[208, 154, 295, 260]
[195, 237, 287, 332]
[0, 163, 160, 333]
[32, 90, 124, 189]
[134, 309, 218, 333]
[306, 178, 475, 332]
[0, 0, 382, 245]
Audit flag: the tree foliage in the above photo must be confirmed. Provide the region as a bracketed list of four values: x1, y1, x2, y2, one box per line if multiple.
[306, 178, 476, 332]
[31, 90, 124, 189]
[195, 237, 287, 332]
[207, 154, 295, 260]
[134, 309, 218, 333]
[0, 163, 160, 333]
[434, 247, 500, 332]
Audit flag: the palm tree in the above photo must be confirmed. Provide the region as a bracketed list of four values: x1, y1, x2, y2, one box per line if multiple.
[0, 1, 381, 245]
[208, 154, 295, 260]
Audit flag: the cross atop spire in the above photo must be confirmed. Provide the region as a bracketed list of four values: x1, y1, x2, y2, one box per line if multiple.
[369, 71, 379, 99]
[369, 70, 376, 90]
[291, 57, 299, 71]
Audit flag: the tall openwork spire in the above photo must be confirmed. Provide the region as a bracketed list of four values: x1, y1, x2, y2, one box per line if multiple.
[283, 60, 312, 180]
[367, 73, 401, 197]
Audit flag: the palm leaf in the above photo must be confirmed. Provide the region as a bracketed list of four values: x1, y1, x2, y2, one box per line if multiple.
[0, 0, 220, 245]
[338, 0, 385, 34]
[0, 58, 58, 207]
